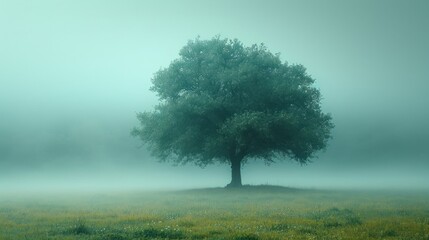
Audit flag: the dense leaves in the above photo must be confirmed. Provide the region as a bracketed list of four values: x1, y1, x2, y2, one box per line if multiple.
[133, 36, 333, 168]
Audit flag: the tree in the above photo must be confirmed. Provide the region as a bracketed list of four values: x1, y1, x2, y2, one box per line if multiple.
[132, 36, 334, 188]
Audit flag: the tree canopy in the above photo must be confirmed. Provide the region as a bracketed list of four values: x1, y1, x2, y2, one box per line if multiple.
[132, 37, 334, 187]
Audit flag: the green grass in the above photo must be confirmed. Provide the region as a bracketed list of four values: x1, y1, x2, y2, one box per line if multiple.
[1, 186, 429, 239]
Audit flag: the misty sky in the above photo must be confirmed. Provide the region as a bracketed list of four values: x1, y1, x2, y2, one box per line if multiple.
[1, 0, 428, 191]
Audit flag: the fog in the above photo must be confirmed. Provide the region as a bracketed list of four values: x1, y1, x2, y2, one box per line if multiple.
[1, 0, 429, 192]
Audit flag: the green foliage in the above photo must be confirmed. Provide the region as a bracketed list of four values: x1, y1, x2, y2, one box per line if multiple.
[65, 218, 92, 235]
[311, 207, 362, 228]
[133, 36, 333, 167]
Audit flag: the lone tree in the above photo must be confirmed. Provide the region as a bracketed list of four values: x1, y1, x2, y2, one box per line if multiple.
[132, 37, 333, 188]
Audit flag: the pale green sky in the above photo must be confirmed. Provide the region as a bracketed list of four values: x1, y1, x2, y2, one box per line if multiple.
[1, 0, 428, 190]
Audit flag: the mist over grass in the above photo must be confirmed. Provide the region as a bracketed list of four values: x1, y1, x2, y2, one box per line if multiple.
[1, 187, 429, 240]
[1, 156, 429, 194]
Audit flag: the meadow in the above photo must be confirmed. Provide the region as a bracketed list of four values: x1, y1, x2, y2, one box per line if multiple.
[1, 186, 428, 240]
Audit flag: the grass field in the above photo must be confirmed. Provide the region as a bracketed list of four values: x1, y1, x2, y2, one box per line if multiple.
[1, 186, 429, 239]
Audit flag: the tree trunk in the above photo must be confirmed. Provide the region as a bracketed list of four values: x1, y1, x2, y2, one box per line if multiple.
[226, 157, 242, 188]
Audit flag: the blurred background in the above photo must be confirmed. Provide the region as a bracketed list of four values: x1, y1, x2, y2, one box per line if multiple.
[1, 0, 428, 192]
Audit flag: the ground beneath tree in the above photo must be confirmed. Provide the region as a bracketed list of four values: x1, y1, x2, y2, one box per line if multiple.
[1, 187, 428, 239]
